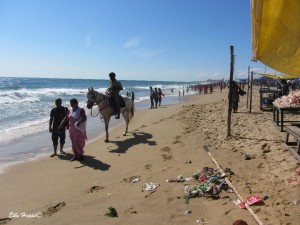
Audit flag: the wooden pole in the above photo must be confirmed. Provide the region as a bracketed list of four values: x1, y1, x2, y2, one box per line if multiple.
[203, 145, 264, 225]
[227, 46, 234, 138]
[249, 71, 253, 113]
[246, 66, 250, 108]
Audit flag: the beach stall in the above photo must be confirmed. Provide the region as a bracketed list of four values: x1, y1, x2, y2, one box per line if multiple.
[272, 92, 300, 132]
[259, 88, 280, 110]
[251, 0, 300, 158]
[256, 73, 290, 110]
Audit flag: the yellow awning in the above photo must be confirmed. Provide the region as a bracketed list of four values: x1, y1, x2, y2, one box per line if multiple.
[251, 0, 300, 78]
[256, 73, 294, 80]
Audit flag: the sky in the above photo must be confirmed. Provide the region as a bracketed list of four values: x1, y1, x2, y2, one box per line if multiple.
[0, 0, 272, 81]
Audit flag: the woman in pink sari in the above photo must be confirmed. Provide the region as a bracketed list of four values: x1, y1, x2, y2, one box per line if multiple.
[60, 98, 87, 161]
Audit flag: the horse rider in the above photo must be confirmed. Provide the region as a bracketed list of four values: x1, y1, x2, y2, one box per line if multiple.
[108, 72, 123, 119]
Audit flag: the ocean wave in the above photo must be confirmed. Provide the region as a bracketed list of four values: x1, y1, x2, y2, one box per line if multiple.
[0, 88, 93, 104]
[0, 118, 49, 147]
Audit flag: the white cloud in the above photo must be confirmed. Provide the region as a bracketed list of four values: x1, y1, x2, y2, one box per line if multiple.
[133, 48, 162, 58]
[123, 36, 162, 58]
[235, 69, 250, 79]
[85, 34, 91, 47]
[196, 72, 225, 81]
[123, 37, 141, 49]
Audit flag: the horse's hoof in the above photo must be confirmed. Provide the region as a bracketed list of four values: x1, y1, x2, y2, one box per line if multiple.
[123, 133, 126, 136]
[104, 139, 109, 143]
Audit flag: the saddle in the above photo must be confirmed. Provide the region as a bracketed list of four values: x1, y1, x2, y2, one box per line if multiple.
[119, 96, 126, 107]
[109, 95, 126, 108]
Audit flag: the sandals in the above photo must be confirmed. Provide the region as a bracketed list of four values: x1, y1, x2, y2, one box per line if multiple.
[70, 157, 77, 162]
[70, 155, 84, 161]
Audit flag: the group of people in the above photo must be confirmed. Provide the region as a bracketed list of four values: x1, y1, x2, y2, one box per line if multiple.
[49, 75, 245, 160]
[49, 98, 87, 161]
[49, 72, 123, 161]
[149, 86, 165, 108]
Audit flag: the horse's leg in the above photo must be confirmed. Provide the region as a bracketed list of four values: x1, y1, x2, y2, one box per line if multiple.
[122, 108, 128, 136]
[104, 116, 110, 142]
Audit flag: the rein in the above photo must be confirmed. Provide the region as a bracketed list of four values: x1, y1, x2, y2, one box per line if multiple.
[90, 106, 100, 117]
[89, 91, 110, 122]
[91, 107, 104, 123]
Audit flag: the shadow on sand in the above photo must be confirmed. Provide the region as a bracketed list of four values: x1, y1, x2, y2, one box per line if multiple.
[58, 153, 111, 171]
[108, 131, 157, 154]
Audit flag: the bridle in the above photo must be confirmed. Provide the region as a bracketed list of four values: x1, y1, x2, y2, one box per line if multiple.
[87, 90, 110, 119]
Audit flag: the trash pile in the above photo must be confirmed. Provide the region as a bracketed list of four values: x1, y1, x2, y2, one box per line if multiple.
[182, 167, 233, 200]
[273, 91, 300, 108]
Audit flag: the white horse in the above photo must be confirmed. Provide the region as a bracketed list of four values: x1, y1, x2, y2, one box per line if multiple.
[86, 87, 134, 142]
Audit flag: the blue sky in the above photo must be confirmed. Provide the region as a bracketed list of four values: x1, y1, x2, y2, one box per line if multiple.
[0, 0, 270, 81]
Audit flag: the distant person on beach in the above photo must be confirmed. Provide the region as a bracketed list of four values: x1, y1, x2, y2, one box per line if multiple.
[229, 81, 241, 113]
[280, 79, 290, 96]
[154, 88, 159, 108]
[60, 98, 87, 161]
[157, 88, 164, 106]
[209, 84, 213, 94]
[108, 72, 123, 119]
[49, 98, 69, 157]
[131, 92, 135, 103]
[149, 86, 155, 109]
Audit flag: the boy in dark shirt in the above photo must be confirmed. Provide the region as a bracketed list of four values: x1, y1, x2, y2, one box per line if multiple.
[49, 98, 69, 157]
[108, 72, 123, 119]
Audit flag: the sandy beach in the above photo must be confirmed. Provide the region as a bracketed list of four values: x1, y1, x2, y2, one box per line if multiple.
[0, 87, 299, 225]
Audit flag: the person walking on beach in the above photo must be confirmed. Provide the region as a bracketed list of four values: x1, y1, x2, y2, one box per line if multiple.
[157, 88, 164, 106]
[49, 98, 69, 157]
[108, 72, 123, 119]
[154, 88, 159, 108]
[149, 86, 155, 109]
[229, 81, 241, 113]
[60, 98, 87, 161]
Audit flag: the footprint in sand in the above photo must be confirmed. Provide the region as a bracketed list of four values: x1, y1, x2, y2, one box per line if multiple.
[161, 154, 172, 161]
[0, 218, 12, 225]
[125, 207, 138, 214]
[145, 164, 152, 170]
[42, 202, 66, 217]
[161, 147, 173, 161]
[86, 185, 105, 193]
[173, 136, 182, 144]
[161, 147, 171, 152]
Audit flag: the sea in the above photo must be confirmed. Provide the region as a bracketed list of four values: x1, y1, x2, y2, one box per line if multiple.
[0, 77, 199, 173]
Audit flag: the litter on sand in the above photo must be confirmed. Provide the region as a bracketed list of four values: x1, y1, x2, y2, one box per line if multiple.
[143, 182, 158, 191]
